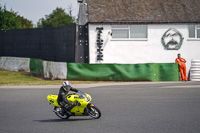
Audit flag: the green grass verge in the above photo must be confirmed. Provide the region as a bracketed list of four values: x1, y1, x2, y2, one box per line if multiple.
[0, 70, 116, 86]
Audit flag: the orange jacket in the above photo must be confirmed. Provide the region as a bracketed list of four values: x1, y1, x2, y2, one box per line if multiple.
[175, 58, 186, 68]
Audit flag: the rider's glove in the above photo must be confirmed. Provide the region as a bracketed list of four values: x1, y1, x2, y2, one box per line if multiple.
[75, 101, 81, 106]
[71, 101, 81, 106]
[71, 102, 76, 106]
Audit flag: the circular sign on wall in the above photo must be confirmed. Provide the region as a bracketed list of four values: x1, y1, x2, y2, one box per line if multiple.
[161, 28, 184, 50]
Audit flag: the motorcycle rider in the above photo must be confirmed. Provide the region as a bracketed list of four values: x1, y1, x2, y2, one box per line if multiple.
[57, 81, 79, 115]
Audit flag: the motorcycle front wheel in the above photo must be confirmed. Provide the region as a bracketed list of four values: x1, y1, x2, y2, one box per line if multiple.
[54, 107, 70, 119]
[87, 106, 101, 119]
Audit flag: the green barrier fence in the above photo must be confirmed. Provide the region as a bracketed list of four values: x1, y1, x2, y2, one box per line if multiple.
[67, 63, 179, 81]
[30, 58, 44, 76]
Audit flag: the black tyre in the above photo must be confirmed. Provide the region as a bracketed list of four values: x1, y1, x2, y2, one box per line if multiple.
[54, 107, 70, 119]
[87, 106, 101, 119]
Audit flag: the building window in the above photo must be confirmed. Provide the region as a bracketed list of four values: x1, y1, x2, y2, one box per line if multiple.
[188, 25, 200, 39]
[112, 25, 147, 39]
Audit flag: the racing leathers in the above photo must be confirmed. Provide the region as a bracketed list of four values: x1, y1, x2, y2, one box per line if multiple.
[57, 86, 79, 113]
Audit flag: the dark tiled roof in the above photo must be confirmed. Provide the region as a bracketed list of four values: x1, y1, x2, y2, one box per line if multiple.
[87, 0, 200, 23]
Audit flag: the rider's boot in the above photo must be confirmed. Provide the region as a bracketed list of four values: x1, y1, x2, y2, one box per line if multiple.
[62, 107, 72, 115]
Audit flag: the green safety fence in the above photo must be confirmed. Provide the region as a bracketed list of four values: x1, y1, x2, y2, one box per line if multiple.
[29, 58, 44, 76]
[67, 63, 179, 81]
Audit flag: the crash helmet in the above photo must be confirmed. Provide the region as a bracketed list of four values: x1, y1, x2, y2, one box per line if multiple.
[63, 81, 71, 91]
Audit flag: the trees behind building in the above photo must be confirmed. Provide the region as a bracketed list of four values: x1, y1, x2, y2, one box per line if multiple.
[0, 4, 33, 30]
[37, 7, 74, 28]
[0, 5, 75, 30]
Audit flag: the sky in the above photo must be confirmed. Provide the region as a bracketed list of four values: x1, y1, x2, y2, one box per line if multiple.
[0, 0, 79, 26]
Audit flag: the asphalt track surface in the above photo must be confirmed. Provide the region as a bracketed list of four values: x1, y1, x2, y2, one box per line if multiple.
[0, 82, 200, 133]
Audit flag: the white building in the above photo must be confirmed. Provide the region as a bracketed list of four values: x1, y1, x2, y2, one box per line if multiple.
[78, 0, 200, 74]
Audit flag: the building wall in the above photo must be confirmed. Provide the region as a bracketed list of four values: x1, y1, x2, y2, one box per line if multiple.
[88, 24, 200, 74]
[78, 0, 88, 25]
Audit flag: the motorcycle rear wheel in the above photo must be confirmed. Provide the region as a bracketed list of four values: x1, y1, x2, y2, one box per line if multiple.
[54, 107, 70, 119]
[87, 106, 101, 119]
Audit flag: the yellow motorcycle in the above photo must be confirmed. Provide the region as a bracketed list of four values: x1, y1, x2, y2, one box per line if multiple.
[47, 91, 101, 119]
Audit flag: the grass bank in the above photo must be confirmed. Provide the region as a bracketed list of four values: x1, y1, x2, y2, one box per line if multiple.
[0, 70, 115, 86]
